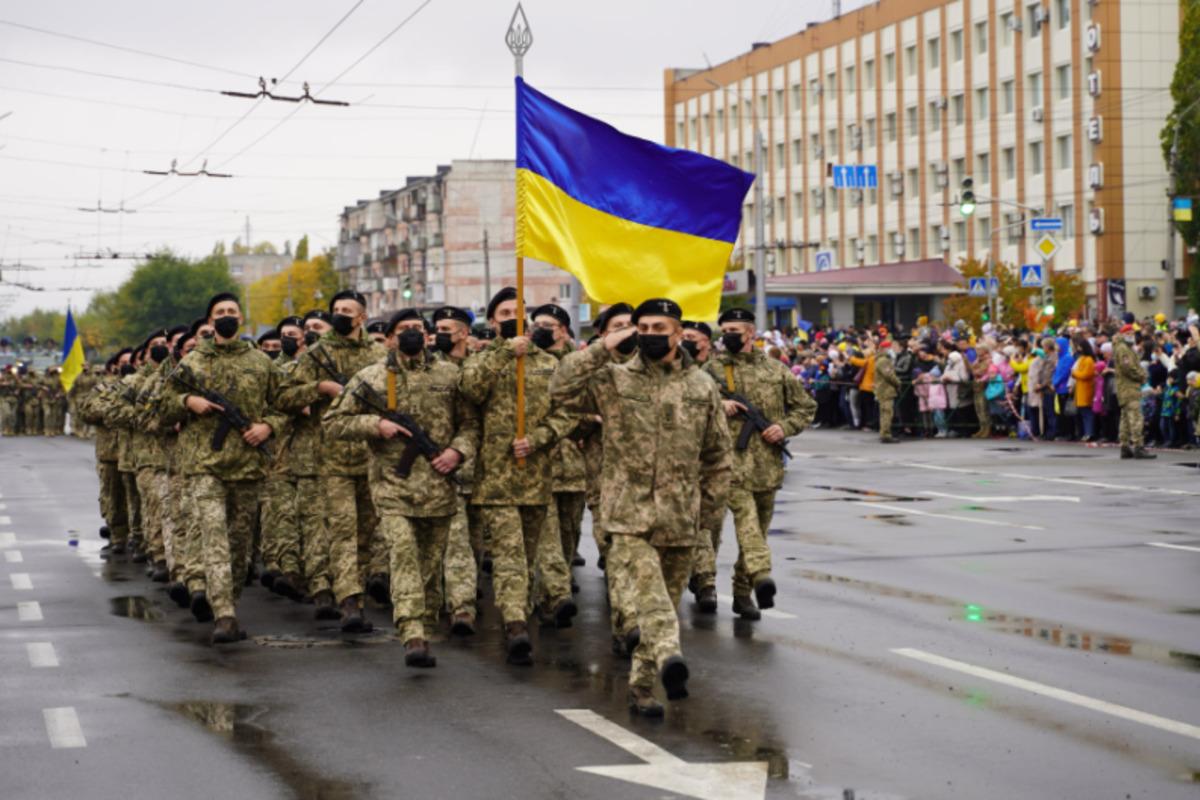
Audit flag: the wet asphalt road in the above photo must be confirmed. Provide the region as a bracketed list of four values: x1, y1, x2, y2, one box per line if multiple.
[1, 434, 1198, 800]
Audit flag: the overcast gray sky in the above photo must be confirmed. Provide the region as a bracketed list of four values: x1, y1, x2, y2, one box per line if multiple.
[0, 0, 854, 318]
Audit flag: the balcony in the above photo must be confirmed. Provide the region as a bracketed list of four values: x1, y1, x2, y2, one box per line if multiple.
[431, 232, 444, 248]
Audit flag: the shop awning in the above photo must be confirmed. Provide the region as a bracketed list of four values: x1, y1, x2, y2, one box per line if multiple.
[765, 259, 964, 296]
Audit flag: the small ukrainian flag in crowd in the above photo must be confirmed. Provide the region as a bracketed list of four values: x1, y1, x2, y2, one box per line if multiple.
[59, 308, 85, 393]
[515, 78, 754, 320]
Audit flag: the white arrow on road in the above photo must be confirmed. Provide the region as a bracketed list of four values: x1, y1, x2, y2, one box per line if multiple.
[557, 708, 769, 800]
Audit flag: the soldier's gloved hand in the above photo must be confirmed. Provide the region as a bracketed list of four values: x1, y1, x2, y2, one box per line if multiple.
[378, 418, 412, 440]
[317, 380, 343, 398]
[243, 423, 271, 446]
[722, 399, 747, 417]
[430, 448, 462, 475]
[762, 423, 785, 444]
[185, 395, 223, 416]
[512, 437, 533, 459]
[509, 336, 531, 357]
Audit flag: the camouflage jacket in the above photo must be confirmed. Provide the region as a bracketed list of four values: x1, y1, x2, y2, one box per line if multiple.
[275, 331, 387, 477]
[77, 376, 120, 461]
[874, 352, 900, 401]
[546, 343, 588, 493]
[1113, 338, 1146, 406]
[435, 350, 479, 495]
[552, 343, 732, 546]
[323, 351, 479, 517]
[158, 338, 287, 481]
[460, 338, 575, 506]
[703, 349, 815, 492]
[110, 363, 169, 470]
[111, 373, 139, 472]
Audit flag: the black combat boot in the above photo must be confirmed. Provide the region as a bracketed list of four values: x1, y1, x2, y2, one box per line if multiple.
[504, 621, 533, 665]
[1133, 447, 1157, 460]
[571, 553, 585, 567]
[190, 591, 214, 623]
[753, 577, 777, 610]
[732, 594, 761, 621]
[628, 686, 664, 718]
[99, 525, 111, 540]
[259, 569, 280, 590]
[403, 638, 437, 668]
[365, 573, 391, 606]
[211, 616, 246, 645]
[339, 595, 372, 633]
[660, 655, 690, 700]
[150, 561, 169, 583]
[696, 587, 718, 614]
[271, 572, 301, 602]
[1120, 446, 1134, 459]
[553, 597, 578, 629]
[313, 590, 340, 621]
[167, 582, 190, 609]
[450, 612, 476, 637]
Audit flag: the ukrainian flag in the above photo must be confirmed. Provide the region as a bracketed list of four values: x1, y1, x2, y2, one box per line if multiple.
[516, 78, 754, 320]
[59, 308, 85, 393]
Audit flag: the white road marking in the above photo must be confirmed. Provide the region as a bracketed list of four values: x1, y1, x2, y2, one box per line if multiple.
[4, 549, 23, 563]
[0, 531, 15, 546]
[893, 648, 1200, 741]
[43, 707, 86, 749]
[0, 502, 6, 509]
[17, 601, 43, 621]
[10, 572, 32, 590]
[892, 461, 1200, 497]
[1146, 542, 1200, 554]
[26, 642, 58, 668]
[716, 594, 797, 620]
[921, 491, 1080, 503]
[895, 461, 975, 474]
[0, 516, 11, 525]
[863, 502, 1045, 531]
[557, 709, 769, 800]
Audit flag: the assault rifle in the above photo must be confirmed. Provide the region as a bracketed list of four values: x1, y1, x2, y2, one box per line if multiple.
[720, 388, 793, 458]
[352, 380, 452, 480]
[308, 346, 348, 386]
[173, 364, 273, 459]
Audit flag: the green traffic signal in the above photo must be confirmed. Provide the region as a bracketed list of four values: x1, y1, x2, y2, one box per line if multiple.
[1043, 304, 1055, 317]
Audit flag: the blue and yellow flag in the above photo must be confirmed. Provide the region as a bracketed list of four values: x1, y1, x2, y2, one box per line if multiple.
[516, 78, 754, 320]
[59, 308, 85, 393]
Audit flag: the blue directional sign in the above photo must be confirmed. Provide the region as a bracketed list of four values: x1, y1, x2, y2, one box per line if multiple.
[1020, 263, 1044, 288]
[832, 164, 878, 189]
[1030, 217, 1063, 232]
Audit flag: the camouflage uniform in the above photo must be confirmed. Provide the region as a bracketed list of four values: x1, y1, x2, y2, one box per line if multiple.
[437, 350, 484, 622]
[111, 363, 171, 565]
[159, 338, 286, 621]
[547, 344, 589, 567]
[459, 338, 575, 625]
[552, 343, 732, 690]
[324, 351, 479, 641]
[698, 349, 814, 599]
[971, 355, 992, 437]
[276, 331, 387, 604]
[68, 369, 99, 438]
[77, 377, 129, 545]
[107, 375, 144, 553]
[1113, 337, 1147, 449]
[874, 351, 900, 441]
[0, 371, 16, 435]
[258, 354, 303, 582]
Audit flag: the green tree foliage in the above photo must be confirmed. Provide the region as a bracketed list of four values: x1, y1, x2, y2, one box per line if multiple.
[1163, 0, 1200, 247]
[245, 247, 339, 329]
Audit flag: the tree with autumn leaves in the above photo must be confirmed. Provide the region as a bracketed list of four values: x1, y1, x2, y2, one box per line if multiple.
[245, 236, 341, 329]
[942, 258, 1086, 331]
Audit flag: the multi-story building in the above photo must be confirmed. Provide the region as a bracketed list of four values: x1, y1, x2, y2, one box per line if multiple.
[665, 0, 1180, 327]
[227, 252, 293, 288]
[335, 160, 568, 319]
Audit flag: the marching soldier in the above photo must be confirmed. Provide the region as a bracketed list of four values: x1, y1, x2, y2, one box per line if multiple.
[1114, 323, 1155, 460]
[78, 356, 129, 552]
[680, 321, 714, 365]
[874, 338, 901, 444]
[552, 298, 731, 716]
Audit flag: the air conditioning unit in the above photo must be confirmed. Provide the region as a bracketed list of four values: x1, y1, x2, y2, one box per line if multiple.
[1007, 16, 1023, 30]
[813, 193, 826, 210]
[1138, 286, 1158, 300]
[936, 96, 948, 110]
[1035, 8, 1050, 25]
[813, 144, 824, 159]
[850, 189, 863, 206]
[851, 127, 863, 150]
[1032, 107, 1044, 122]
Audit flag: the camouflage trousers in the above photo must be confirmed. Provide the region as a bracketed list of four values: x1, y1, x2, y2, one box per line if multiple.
[323, 474, 382, 604]
[176, 476, 208, 593]
[480, 504, 570, 624]
[95, 460, 129, 545]
[260, 472, 297, 575]
[443, 496, 483, 617]
[164, 472, 188, 581]
[192, 475, 260, 620]
[1119, 400, 1144, 448]
[0, 398, 16, 435]
[120, 470, 142, 549]
[878, 395, 895, 440]
[373, 497, 450, 642]
[554, 491, 587, 563]
[727, 488, 775, 597]
[608, 535, 693, 689]
[973, 386, 991, 434]
[135, 467, 168, 564]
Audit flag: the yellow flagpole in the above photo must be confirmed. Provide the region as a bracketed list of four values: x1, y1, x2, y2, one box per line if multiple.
[509, 4, 532, 467]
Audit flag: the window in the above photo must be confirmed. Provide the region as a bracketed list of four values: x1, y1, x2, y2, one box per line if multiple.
[731, 103, 739, 127]
[689, 118, 698, 139]
[826, 72, 837, 96]
[928, 36, 941, 67]
[1028, 3, 1042, 37]
[731, 154, 740, 168]
[676, 122, 685, 143]
[932, 224, 947, 251]
[716, 108, 724, 129]
[791, 84, 802, 108]
[1056, 0, 1070, 29]
[793, 138, 803, 164]
[930, 163, 947, 193]
[865, 58, 876, 89]
[952, 156, 966, 184]
[1003, 146, 1016, 180]
[1002, 79, 1015, 113]
[774, 89, 784, 111]
[978, 216, 992, 243]
[976, 152, 990, 184]
[775, 142, 785, 166]
[1056, 133, 1072, 168]
[865, 117, 877, 147]
[867, 234, 879, 262]
[1000, 12, 1014, 46]
[975, 21, 989, 54]
[954, 220, 967, 250]
[908, 227, 920, 256]
[905, 45, 918, 76]
[1028, 71, 1043, 108]
[759, 95, 769, 116]
[1056, 64, 1071, 100]
[810, 78, 820, 106]
[845, 65, 856, 94]
[885, 111, 897, 142]
[810, 132, 822, 159]
[828, 127, 840, 156]
[1058, 203, 1075, 237]
[885, 52, 896, 83]
[776, 197, 786, 221]
[951, 29, 964, 61]
[952, 93, 966, 125]
[928, 100, 942, 132]
[975, 87, 989, 120]
[907, 105, 919, 137]
[891, 232, 904, 259]
[868, 188, 878, 206]
[907, 167, 920, 197]
[793, 191, 804, 215]
[810, 188, 824, 213]
[1005, 212, 1023, 243]
[1029, 140, 1044, 175]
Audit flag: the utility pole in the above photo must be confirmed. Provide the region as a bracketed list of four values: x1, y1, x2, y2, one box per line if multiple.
[482, 228, 492, 309]
[753, 129, 767, 333]
[1168, 137, 1181, 318]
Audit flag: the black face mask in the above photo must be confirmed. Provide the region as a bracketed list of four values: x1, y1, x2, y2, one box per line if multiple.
[721, 332, 744, 353]
[639, 334, 673, 362]
[265, 350, 280, 360]
[281, 337, 300, 357]
[531, 328, 556, 350]
[680, 340, 699, 359]
[304, 330, 320, 346]
[213, 316, 240, 339]
[435, 332, 455, 354]
[119, 364, 135, 376]
[397, 329, 426, 356]
[615, 331, 639, 355]
[149, 345, 170, 363]
[498, 319, 520, 339]
[331, 314, 355, 337]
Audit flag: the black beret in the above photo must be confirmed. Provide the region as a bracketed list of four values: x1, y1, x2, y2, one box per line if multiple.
[387, 308, 424, 334]
[432, 306, 473, 326]
[682, 320, 713, 338]
[328, 289, 367, 312]
[594, 302, 634, 334]
[276, 316, 304, 333]
[423, 316, 435, 334]
[471, 322, 496, 340]
[303, 309, 332, 324]
[257, 330, 280, 344]
[166, 324, 190, 341]
[188, 317, 208, 336]
[486, 286, 519, 321]
[141, 329, 169, 350]
[632, 298, 682, 323]
[531, 304, 571, 328]
[717, 307, 755, 325]
[205, 292, 240, 318]
[366, 320, 388, 335]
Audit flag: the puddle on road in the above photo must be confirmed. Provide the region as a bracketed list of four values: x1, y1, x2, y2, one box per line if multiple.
[161, 700, 362, 799]
[989, 447, 1029, 453]
[863, 514, 914, 527]
[799, 570, 1200, 673]
[1172, 462, 1200, 469]
[109, 595, 162, 622]
[809, 485, 932, 503]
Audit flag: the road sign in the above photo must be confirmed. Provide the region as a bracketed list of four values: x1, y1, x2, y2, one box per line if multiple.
[1030, 217, 1063, 232]
[969, 278, 986, 297]
[831, 164, 878, 189]
[1174, 198, 1193, 222]
[814, 250, 835, 272]
[722, 270, 749, 295]
[1107, 278, 1126, 308]
[1019, 263, 1044, 288]
[1034, 233, 1061, 261]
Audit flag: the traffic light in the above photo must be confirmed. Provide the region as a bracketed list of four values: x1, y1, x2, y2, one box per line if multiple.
[960, 177, 976, 217]
[995, 296, 1005, 320]
[981, 307, 990, 323]
[402, 275, 413, 300]
[1042, 285, 1055, 317]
